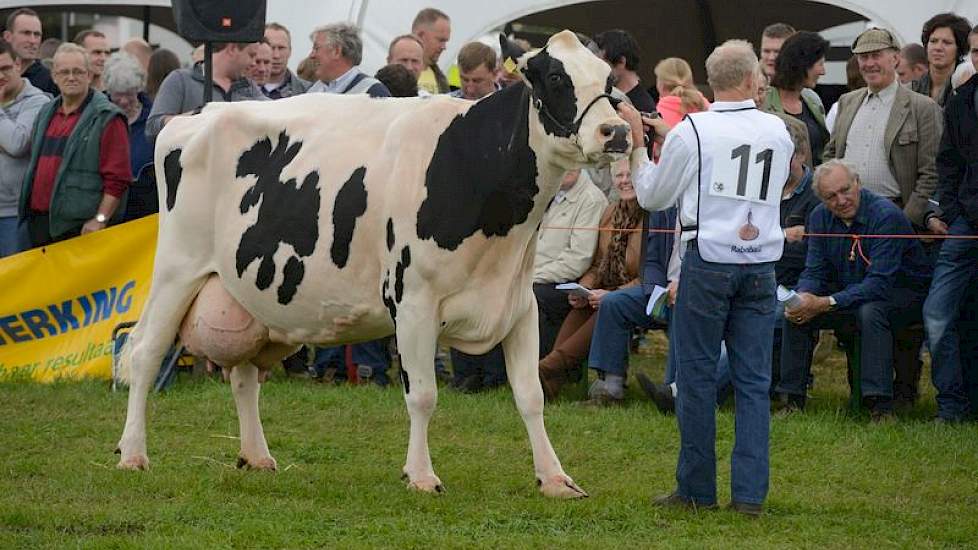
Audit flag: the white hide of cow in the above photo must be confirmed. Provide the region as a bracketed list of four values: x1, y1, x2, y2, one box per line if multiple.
[115, 31, 632, 499]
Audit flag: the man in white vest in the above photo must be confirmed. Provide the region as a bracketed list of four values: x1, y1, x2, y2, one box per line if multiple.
[619, 39, 793, 516]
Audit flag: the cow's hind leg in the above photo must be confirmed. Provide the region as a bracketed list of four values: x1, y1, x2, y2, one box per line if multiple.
[117, 271, 207, 470]
[503, 301, 587, 498]
[230, 362, 276, 470]
[396, 308, 443, 493]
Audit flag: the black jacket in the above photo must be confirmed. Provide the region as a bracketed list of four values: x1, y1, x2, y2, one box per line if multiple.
[935, 73, 978, 227]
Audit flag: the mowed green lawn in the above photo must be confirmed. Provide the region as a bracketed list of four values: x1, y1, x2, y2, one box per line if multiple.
[1, 335, 977, 549]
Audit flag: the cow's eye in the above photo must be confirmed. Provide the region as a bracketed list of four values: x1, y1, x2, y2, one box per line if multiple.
[547, 73, 562, 85]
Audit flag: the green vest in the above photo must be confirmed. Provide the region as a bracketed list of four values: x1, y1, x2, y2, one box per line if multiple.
[19, 90, 125, 239]
[764, 87, 826, 130]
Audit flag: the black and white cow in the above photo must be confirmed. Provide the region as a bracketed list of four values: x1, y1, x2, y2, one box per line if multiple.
[116, 31, 631, 498]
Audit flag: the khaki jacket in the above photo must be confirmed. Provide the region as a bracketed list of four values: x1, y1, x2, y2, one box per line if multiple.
[824, 84, 942, 226]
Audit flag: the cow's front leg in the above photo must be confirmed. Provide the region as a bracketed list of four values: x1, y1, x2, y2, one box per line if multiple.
[395, 309, 443, 493]
[230, 362, 276, 471]
[503, 300, 587, 498]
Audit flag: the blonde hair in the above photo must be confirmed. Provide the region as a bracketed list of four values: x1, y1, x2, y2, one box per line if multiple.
[654, 57, 705, 113]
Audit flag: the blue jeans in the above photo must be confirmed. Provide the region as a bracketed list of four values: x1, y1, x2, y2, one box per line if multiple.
[314, 339, 391, 386]
[0, 216, 29, 257]
[923, 216, 978, 420]
[450, 345, 507, 388]
[672, 244, 776, 506]
[588, 285, 661, 376]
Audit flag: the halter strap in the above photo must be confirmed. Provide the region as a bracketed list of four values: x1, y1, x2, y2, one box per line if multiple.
[533, 92, 621, 136]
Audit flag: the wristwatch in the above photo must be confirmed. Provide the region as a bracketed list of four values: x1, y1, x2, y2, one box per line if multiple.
[827, 296, 837, 311]
[95, 212, 108, 223]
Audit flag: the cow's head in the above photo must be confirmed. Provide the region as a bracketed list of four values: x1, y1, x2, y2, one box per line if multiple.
[519, 30, 631, 166]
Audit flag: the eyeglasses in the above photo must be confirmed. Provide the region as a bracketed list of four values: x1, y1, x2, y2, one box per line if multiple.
[54, 68, 89, 77]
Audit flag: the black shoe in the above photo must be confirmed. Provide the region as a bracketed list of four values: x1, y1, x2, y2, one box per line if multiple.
[864, 396, 894, 423]
[728, 501, 763, 517]
[933, 415, 965, 425]
[773, 393, 805, 415]
[452, 374, 483, 394]
[636, 373, 675, 413]
[652, 491, 717, 510]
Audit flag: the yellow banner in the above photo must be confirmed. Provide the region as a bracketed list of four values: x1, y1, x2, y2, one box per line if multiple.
[0, 215, 157, 382]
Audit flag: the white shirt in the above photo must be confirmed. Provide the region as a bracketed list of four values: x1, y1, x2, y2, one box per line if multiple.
[533, 173, 608, 284]
[306, 66, 361, 94]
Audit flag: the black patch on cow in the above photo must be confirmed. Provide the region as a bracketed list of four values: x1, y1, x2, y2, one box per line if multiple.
[399, 367, 410, 394]
[416, 82, 539, 250]
[279, 256, 305, 305]
[382, 271, 397, 323]
[163, 149, 183, 211]
[386, 218, 394, 251]
[394, 246, 411, 303]
[235, 131, 320, 305]
[330, 166, 368, 269]
[523, 48, 578, 138]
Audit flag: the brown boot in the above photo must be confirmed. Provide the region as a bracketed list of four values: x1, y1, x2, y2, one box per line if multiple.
[538, 351, 575, 401]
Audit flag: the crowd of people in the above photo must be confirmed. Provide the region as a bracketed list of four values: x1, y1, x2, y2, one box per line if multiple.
[0, 5, 977, 512]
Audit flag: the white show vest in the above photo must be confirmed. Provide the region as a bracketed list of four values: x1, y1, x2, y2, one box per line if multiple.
[684, 107, 793, 264]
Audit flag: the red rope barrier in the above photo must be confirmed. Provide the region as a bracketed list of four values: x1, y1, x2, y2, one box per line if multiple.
[541, 225, 978, 240]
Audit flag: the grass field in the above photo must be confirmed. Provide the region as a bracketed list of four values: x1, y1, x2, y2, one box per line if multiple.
[1, 335, 977, 549]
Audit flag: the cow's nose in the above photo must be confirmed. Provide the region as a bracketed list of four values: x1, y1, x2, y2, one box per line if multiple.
[600, 123, 631, 153]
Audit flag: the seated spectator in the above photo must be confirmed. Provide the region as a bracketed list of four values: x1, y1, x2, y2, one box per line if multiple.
[0, 38, 50, 257]
[897, 43, 929, 84]
[776, 160, 932, 421]
[912, 12, 972, 108]
[538, 159, 645, 400]
[73, 30, 110, 92]
[375, 64, 418, 98]
[592, 29, 655, 113]
[922, 62, 978, 423]
[535, 169, 608, 356]
[766, 31, 830, 164]
[145, 48, 179, 102]
[147, 41, 265, 139]
[20, 43, 131, 246]
[449, 42, 499, 100]
[103, 53, 155, 221]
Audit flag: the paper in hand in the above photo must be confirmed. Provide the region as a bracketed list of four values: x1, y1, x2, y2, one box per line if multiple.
[646, 285, 669, 317]
[555, 282, 592, 298]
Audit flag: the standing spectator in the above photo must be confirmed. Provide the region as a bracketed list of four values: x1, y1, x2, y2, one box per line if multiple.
[759, 23, 795, 80]
[825, 56, 866, 134]
[912, 13, 972, 108]
[249, 40, 272, 86]
[307, 23, 390, 97]
[3, 8, 56, 96]
[766, 31, 829, 164]
[104, 53, 154, 221]
[777, 160, 931, 420]
[38, 37, 60, 67]
[653, 57, 709, 125]
[147, 42, 264, 139]
[386, 34, 425, 83]
[537, 159, 646, 402]
[0, 39, 49, 257]
[262, 23, 309, 99]
[897, 43, 929, 85]
[621, 39, 793, 515]
[592, 29, 655, 113]
[922, 56, 978, 423]
[375, 64, 418, 98]
[534, 169, 607, 357]
[73, 30, 110, 92]
[144, 48, 179, 101]
[19, 43, 131, 246]
[824, 28, 941, 228]
[121, 38, 152, 71]
[411, 8, 451, 94]
[449, 42, 498, 100]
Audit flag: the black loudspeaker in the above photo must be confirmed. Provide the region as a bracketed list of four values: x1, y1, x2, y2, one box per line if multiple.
[171, 0, 267, 43]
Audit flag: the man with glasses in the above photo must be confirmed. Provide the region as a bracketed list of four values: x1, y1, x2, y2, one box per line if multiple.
[2, 8, 57, 95]
[18, 43, 130, 246]
[0, 39, 49, 256]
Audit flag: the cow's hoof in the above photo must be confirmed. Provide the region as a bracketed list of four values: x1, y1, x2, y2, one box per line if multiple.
[116, 454, 150, 471]
[539, 474, 588, 499]
[236, 455, 278, 471]
[402, 471, 445, 494]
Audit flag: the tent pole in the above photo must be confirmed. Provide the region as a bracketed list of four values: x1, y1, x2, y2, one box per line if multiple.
[356, 0, 370, 28]
[142, 6, 150, 42]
